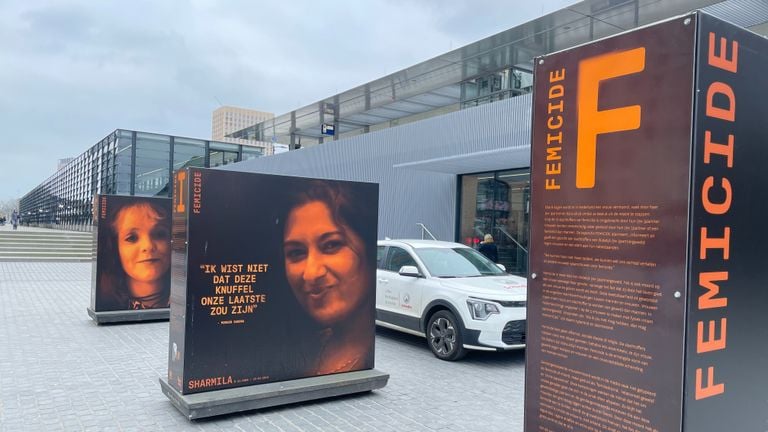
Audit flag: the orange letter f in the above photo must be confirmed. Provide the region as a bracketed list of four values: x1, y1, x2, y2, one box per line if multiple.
[577, 47, 646, 189]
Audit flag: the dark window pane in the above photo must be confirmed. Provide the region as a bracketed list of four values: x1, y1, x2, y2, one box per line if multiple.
[385, 247, 417, 273]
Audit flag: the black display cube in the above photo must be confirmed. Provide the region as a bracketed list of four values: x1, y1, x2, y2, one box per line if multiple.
[159, 369, 389, 420]
[164, 168, 387, 418]
[88, 194, 172, 324]
[526, 12, 768, 431]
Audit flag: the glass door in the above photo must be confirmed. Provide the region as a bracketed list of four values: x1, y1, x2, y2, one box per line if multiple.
[459, 170, 530, 276]
[495, 170, 530, 276]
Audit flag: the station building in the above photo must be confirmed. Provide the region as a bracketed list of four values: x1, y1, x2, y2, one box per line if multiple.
[19, 129, 263, 230]
[226, 0, 768, 276]
[21, 0, 768, 276]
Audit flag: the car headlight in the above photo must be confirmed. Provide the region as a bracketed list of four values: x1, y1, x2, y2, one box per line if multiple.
[467, 299, 500, 321]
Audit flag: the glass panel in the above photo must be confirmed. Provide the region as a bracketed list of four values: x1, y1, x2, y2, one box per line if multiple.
[117, 129, 133, 145]
[458, 170, 530, 277]
[208, 150, 239, 167]
[495, 170, 530, 276]
[459, 171, 495, 247]
[513, 69, 534, 92]
[414, 247, 504, 278]
[242, 146, 264, 162]
[385, 247, 417, 273]
[376, 246, 387, 269]
[462, 80, 478, 100]
[134, 132, 170, 196]
[209, 140, 240, 167]
[209, 141, 239, 152]
[173, 138, 206, 171]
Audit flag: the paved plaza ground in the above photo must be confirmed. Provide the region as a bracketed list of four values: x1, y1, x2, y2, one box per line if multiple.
[0, 261, 526, 431]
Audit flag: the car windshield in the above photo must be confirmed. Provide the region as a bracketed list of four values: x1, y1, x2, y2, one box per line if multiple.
[414, 247, 505, 278]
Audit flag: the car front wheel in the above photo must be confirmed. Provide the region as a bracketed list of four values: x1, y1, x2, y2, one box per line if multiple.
[426, 310, 467, 361]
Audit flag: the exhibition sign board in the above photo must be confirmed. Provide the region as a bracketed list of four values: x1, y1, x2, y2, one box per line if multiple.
[167, 168, 379, 395]
[526, 12, 768, 431]
[90, 194, 172, 313]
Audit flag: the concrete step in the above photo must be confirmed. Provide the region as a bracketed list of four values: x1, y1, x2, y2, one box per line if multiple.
[0, 232, 91, 237]
[0, 240, 93, 245]
[0, 256, 93, 262]
[0, 246, 93, 253]
[0, 229, 95, 261]
[0, 252, 93, 258]
[0, 236, 92, 243]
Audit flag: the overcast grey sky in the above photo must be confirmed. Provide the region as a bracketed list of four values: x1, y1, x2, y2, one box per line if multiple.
[0, 0, 578, 202]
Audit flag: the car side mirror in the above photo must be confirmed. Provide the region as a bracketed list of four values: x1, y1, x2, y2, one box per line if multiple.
[496, 263, 506, 272]
[399, 265, 421, 277]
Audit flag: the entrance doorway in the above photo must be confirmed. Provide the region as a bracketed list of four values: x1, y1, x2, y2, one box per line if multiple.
[459, 169, 529, 276]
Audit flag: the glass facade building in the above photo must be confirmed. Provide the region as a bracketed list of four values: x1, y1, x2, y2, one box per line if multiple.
[20, 129, 263, 230]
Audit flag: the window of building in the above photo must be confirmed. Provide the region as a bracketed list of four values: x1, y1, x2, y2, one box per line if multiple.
[208, 142, 240, 167]
[134, 132, 171, 196]
[173, 138, 206, 173]
[241, 146, 263, 162]
[460, 67, 533, 108]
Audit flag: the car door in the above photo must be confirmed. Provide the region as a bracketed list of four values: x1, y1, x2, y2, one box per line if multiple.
[380, 246, 425, 321]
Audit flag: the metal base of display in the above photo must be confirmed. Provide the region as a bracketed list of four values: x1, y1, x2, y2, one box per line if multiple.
[159, 369, 390, 420]
[87, 307, 170, 324]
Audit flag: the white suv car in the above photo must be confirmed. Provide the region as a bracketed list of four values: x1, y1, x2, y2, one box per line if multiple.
[375, 239, 527, 361]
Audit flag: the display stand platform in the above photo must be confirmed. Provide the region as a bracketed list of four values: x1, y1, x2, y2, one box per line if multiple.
[87, 307, 170, 324]
[159, 369, 390, 420]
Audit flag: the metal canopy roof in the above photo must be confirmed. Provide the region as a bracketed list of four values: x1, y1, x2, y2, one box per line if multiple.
[232, 0, 764, 148]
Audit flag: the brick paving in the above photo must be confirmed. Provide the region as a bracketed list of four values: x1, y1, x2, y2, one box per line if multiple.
[0, 262, 526, 431]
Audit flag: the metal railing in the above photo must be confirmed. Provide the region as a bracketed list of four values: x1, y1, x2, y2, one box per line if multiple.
[417, 223, 437, 240]
[494, 226, 528, 254]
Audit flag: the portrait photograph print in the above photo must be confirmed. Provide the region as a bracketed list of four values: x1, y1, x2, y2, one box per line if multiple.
[169, 169, 379, 394]
[92, 195, 172, 312]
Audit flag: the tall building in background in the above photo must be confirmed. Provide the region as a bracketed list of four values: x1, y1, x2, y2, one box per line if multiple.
[212, 106, 274, 154]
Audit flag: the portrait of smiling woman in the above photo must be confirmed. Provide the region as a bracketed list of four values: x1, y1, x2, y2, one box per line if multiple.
[280, 180, 378, 376]
[95, 196, 172, 311]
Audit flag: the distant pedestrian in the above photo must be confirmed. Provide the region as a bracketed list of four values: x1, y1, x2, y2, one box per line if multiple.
[10, 210, 18, 230]
[478, 233, 498, 263]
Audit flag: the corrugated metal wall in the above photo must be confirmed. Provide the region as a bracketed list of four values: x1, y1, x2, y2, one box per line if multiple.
[221, 94, 533, 241]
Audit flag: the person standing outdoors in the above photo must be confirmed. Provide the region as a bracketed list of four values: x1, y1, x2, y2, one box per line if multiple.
[478, 233, 498, 263]
[10, 210, 18, 230]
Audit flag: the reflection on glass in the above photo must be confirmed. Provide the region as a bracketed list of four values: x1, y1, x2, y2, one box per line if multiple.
[415, 247, 504, 278]
[459, 170, 529, 276]
[460, 67, 533, 108]
[209, 142, 240, 168]
[134, 132, 170, 197]
[173, 139, 206, 172]
[116, 137, 132, 194]
[241, 146, 264, 162]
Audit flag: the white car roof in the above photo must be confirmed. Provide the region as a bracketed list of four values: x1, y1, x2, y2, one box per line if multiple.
[377, 239, 469, 249]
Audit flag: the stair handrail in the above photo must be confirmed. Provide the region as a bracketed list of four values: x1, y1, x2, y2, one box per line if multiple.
[494, 226, 528, 254]
[417, 223, 437, 240]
